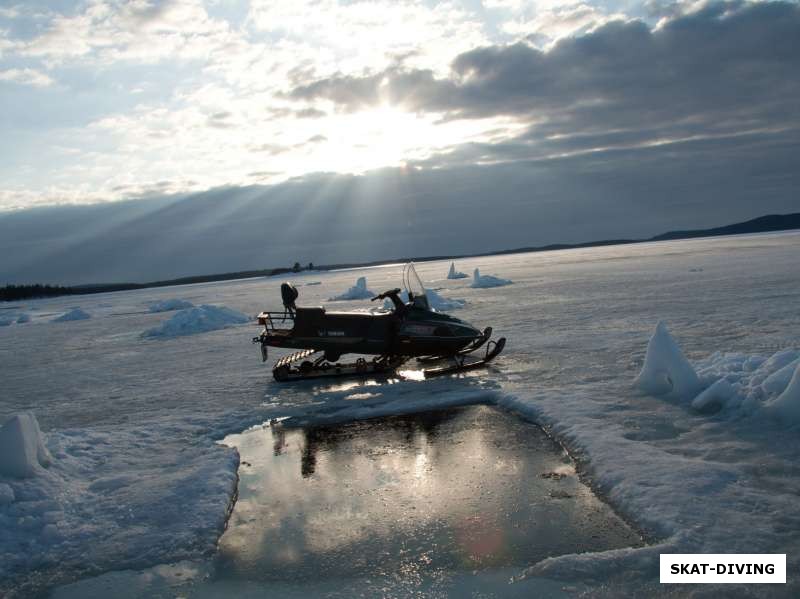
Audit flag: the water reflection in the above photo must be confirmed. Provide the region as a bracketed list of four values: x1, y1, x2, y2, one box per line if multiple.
[218, 405, 640, 586]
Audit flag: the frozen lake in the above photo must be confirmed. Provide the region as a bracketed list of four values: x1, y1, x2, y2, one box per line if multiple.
[2, 231, 800, 596]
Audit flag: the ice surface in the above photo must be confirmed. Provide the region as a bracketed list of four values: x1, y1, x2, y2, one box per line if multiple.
[0, 414, 51, 478]
[383, 288, 465, 311]
[446, 261, 468, 279]
[52, 308, 90, 322]
[148, 298, 194, 313]
[328, 276, 374, 300]
[0, 418, 239, 595]
[3, 231, 800, 596]
[143, 304, 249, 338]
[634, 321, 701, 399]
[470, 267, 512, 288]
[0, 316, 12, 326]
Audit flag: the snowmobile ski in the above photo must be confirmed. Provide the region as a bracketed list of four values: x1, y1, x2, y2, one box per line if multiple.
[416, 327, 493, 364]
[421, 337, 506, 377]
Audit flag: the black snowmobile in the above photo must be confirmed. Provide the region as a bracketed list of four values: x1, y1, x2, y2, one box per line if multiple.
[253, 263, 505, 381]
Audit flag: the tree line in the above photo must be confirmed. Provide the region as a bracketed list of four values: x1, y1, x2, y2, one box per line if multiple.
[1, 263, 318, 302]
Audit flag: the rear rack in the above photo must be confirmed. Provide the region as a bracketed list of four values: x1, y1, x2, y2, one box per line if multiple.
[256, 310, 295, 332]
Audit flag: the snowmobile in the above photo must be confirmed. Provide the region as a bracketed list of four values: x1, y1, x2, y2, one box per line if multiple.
[253, 263, 505, 381]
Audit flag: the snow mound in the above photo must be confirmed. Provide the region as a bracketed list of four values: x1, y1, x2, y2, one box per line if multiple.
[148, 299, 194, 313]
[143, 305, 249, 338]
[470, 268, 512, 288]
[634, 322, 701, 399]
[383, 288, 465, 312]
[764, 364, 800, 424]
[447, 262, 468, 279]
[329, 276, 374, 301]
[16, 313, 31, 324]
[0, 414, 52, 479]
[52, 308, 90, 322]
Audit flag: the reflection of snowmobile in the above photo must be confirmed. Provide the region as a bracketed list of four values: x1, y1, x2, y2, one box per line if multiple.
[253, 264, 505, 381]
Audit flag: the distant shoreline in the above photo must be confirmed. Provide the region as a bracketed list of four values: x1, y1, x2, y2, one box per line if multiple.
[2, 212, 798, 302]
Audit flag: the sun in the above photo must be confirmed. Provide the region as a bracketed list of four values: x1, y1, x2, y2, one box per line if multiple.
[317, 105, 433, 172]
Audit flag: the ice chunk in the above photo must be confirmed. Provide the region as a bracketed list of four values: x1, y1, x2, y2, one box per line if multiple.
[764, 364, 800, 424]
[0, 316, 12, 326]
[52, 308, 90, 322]
[0, 413, 52, 478]
[143, 305, 249, 338]
[426, 288, 466, 311]
[16, 313, 31, 324]
[691, 378, 735, 413]
[760, 349, 798, 373]
[634, 322, 702, 399]
[0, 482, 14, 504]
[470, 268, 513, 288]
[761, 358, 800, 396]
[447, 262, 468, 279]
[329, 276, 375, 301]
[148, 299, 194, 313]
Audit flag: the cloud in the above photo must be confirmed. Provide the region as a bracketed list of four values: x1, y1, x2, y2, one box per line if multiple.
[247, 0, 488, 76]
[295, 107, 327, 119]
[0, 67, 53, 86]
[11, 0, 239, 65]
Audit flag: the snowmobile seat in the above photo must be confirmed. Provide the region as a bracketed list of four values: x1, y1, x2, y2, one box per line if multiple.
[295, 306, 325, 319]
[292, 306, 326, 336]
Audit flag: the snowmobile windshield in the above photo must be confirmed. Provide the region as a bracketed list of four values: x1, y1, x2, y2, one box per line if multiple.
[403, 263, 430, 310]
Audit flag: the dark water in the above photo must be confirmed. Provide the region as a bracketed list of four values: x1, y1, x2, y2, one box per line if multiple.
[215, 405, 641, 591]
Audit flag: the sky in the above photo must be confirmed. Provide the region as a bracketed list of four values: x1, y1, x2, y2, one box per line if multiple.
[1, 0, 799, 284]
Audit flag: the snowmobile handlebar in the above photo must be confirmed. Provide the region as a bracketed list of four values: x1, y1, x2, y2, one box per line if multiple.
[370, 288, 402, 302]
[372, 288, 407, 314]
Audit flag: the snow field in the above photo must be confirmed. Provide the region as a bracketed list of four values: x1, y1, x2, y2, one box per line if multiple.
[2, 231, 799, 596]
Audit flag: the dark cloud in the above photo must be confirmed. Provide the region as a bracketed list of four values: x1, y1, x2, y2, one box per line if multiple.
[2, 132, 798, 285]
[291, 1, 800, 151]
